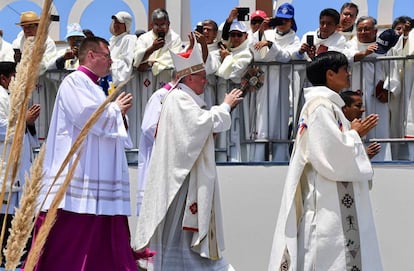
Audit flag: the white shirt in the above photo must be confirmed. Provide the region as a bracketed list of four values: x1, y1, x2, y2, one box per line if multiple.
[0, 37, 15, 62]
[134, 29, 182, 76]
[109, 32, 137, 86]
[13, 34, 57, 75]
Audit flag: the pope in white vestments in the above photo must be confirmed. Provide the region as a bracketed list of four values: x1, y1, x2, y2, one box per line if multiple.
[135, 45, 242, 271]
[268, 52, 383, 271]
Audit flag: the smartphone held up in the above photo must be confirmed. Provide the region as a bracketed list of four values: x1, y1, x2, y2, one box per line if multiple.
[237, 7, 250, 21]
[158, 31, 165, 39]
[195, 25, 203, 34]
[306, 35, 314, 47]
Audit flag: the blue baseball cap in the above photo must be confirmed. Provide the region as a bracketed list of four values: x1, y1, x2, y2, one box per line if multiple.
[274, 3, 297, 32]
[275, 3, 294, 19]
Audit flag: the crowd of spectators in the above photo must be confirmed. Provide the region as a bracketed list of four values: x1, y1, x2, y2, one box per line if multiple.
[0, 4, 413, 162]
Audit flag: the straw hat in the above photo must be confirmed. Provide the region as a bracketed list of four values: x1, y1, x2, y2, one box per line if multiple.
[16, 11, 40, 26]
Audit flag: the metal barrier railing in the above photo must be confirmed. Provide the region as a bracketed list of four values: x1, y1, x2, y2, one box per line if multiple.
[35, 55, 414, 162]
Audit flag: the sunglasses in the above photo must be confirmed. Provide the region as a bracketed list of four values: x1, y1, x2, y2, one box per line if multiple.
[230, 32, 244, 38]
[251, 20, 263, 25]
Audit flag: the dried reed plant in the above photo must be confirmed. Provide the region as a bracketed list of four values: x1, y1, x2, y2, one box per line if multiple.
[0, 37, 34, 231]
[0, 0, 52, 265]
[3, 145, 45, 270]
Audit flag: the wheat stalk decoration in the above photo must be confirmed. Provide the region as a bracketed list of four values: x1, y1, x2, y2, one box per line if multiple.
[0, 37, 34, 245]
[3, 145, 45, 270]
[0, 0, 52, 266]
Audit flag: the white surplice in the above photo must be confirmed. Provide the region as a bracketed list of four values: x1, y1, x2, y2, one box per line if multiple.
[39, 70, 132, 216]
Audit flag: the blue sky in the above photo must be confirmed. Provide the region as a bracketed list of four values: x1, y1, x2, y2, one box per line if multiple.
[0, 0, 413, 43]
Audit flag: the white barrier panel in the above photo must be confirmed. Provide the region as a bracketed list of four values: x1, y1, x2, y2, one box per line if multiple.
[128, 163, 414, 270]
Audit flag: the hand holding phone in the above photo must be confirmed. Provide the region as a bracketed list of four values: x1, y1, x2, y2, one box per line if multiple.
[237, 7, 250, 21]
[218, 41, 227, 50]
[306, 35, 314, 47]
[158, 32, 165, 39]
[195, 25, 203, 34]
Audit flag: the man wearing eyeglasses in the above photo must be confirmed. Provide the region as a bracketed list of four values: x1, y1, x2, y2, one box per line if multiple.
[133, 8, 182, 77]
[343, 16, 398, 161]
[28, 36, 137, 270]
[337, 2, 359, 41]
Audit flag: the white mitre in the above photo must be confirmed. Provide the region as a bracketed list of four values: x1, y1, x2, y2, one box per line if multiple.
[169, 44, 204, 79]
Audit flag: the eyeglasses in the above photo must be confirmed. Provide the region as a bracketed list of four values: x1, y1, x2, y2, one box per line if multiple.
[230, 32, 244, 38]
[92, 51, 111, 59]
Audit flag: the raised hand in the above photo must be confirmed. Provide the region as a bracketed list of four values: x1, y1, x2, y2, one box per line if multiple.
[366, 142, 381, 159]
[26, 104, 41, 125]
[116, 92, 133, 115]
[224, 88, 243, 109]
[351, 113, 379, 137]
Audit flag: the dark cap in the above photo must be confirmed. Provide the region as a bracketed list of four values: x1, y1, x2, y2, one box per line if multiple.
[375, 29, 399, 54]
[0, 61, 16, 76]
